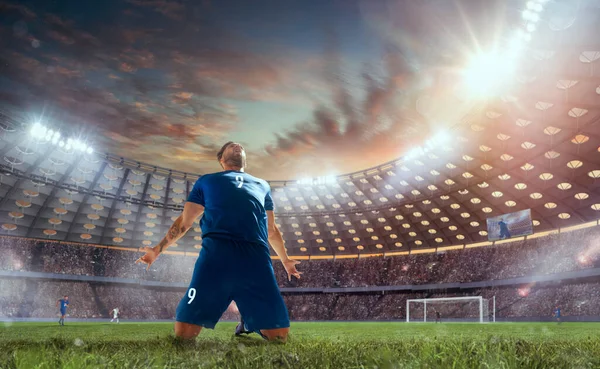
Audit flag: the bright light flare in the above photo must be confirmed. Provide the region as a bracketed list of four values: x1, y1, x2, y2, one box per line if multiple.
[30, 122, 44, 138]
[577, 254, 589, 265]
[529, 12, 540, 22]
[28, 122, 95, 152]
[462, 52, 517, 98]
[518, 287, 531, 297]
[405, 147, 424, 160]
[431, 131, 450, 145]
[297, 175, 337, 186]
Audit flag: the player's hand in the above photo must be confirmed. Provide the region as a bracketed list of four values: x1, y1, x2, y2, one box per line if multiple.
[135, 246, 159, 270]
[281, 258, 302, 281]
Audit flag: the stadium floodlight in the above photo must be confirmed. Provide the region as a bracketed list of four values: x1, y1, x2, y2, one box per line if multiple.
[431, 131, 450, 145]
[522, 9, 533, 20]
[30, 122, 45, 138]
[529, 12, 540, 22]
[463, 52, 517, 98]
[323, 175, 336, 184]
[28, 123, 95, 152]
[526, 1, 535, 9]
[508, 35, 524, 54]
[533, 3, 543, 12]
[405, 147, 420, 160]
[45, 129, 54, 141]
[297, 177, 311, 186]
[526, 23, 536, 32]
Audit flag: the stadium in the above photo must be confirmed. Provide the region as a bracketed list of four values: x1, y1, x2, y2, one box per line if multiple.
[1, 0, 600, 368]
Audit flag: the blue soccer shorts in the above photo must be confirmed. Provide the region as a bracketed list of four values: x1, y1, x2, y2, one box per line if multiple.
[175, 237, 290, 332]
[60, 309, 66, 316]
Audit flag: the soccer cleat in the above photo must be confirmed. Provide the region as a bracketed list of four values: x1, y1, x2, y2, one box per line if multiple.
[235, 319, 250, 336]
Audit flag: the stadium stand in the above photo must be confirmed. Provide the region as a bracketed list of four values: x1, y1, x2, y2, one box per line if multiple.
[2, 278, 600, 321]
[1, 225, 598, 321]
[1, 222, 597, 287]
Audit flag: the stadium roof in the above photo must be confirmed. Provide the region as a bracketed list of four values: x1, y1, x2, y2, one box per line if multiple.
[1, 3, 600, 256]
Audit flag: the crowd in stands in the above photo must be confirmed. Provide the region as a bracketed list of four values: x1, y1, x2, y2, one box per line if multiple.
[276, 227, 599, 288]
[1, 225, 598, 288]
[0, 225, 599, 321]
[1, 279, 599, 321]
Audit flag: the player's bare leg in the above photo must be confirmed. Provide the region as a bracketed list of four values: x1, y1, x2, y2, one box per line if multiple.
[260, 327, 289, 342]
[174, 321, 203, 340]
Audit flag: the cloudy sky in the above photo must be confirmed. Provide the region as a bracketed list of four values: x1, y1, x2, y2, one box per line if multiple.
[0, 0, 509, 179]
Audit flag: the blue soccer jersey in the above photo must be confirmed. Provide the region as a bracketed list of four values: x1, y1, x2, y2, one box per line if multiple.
[59, 299, 69, 312]
[555, 308, 561, 317]
[187, 170, 273, 247]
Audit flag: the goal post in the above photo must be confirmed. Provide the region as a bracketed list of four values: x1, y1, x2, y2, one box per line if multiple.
[406, 296, 495, 323]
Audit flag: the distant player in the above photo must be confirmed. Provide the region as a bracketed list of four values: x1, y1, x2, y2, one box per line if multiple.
[554, 306, 561, 324]
[498, 219, 511, 239]
[56, 295, 69, 326]
[435, 310, 441, 324]
[136, 142, 301, 342]
[111, 308, 120, 323]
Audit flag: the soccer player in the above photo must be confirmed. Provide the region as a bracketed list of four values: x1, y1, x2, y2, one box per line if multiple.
[498, 219, 511, 239]
[554, 306, 561, 324]
[136, 142, 301, 342]
[111, 307, 120, 323]
[435, 310, 441, 324]
[56, 295, 69, 326]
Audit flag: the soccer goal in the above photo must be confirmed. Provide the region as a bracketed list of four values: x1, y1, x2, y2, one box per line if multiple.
[406, 296, 495, 323]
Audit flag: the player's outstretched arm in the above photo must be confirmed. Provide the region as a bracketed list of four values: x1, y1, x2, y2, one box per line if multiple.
[136, 201, 204, 269]
[267, 210, 301, 281]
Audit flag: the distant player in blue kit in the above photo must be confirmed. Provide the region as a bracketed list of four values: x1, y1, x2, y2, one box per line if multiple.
[136, 142, 301, 342]
[56, 295, 69, 326]
[498, 219, 511, 239]
[554, 306, 561, 324]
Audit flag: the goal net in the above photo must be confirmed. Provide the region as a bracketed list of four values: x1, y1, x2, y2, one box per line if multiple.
[406, 296, 494, 323]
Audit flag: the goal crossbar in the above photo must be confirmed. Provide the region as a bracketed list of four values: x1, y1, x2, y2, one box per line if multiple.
[408, 296, 484, 303]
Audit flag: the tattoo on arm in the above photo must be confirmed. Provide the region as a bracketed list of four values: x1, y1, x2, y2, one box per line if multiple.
[158, 217, 189, 253]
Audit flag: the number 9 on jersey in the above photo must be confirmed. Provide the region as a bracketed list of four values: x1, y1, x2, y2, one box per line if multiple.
[235, 176, 244, 188]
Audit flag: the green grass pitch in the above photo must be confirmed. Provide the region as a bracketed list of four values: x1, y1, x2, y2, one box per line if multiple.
[1, 322, 599, 368]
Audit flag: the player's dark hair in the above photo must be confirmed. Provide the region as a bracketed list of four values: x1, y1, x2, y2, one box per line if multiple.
[217, 141, 234, 163]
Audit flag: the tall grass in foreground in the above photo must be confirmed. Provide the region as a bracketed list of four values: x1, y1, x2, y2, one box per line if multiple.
[1, 322, 599, 368]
